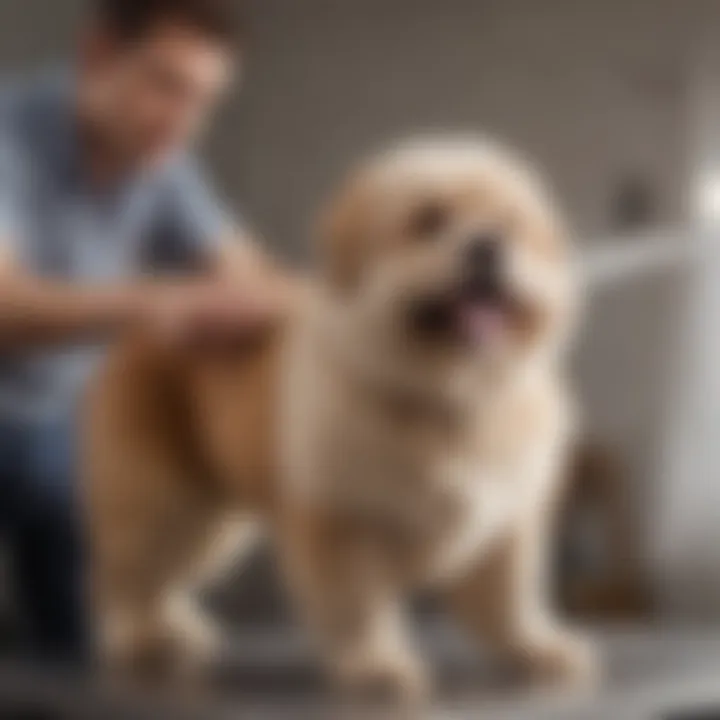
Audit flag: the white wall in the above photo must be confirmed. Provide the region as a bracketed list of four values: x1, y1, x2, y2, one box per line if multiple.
[649, 43, 720, 616]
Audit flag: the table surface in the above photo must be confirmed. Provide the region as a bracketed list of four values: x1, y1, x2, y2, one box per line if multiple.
[1, 624, 720, 719]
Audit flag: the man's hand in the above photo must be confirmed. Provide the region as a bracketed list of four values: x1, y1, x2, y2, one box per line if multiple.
[145, 279, 289, 347]
[152, 235, 304, 348]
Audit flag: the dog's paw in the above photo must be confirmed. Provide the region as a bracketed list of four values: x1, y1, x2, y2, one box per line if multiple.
[521, 631, 599, 690]
[165, 595, 222, 671]
[333, 647, 431, 704]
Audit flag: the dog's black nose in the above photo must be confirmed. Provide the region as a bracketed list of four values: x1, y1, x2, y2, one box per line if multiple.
[465, 235, 502, 274]
[461, 235, 505, 301]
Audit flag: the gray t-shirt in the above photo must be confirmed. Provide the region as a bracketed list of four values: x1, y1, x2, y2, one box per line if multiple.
[0, 70, 232, 422]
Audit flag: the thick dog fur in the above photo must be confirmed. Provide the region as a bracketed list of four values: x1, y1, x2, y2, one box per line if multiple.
[84, 137, 595, 699]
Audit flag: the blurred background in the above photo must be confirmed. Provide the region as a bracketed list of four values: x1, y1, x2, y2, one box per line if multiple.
[4, 0, 720, 716]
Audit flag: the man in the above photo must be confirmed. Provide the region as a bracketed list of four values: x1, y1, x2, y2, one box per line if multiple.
[0, 0, 285, 663]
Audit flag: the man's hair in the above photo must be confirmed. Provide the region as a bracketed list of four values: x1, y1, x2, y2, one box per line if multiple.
[95, 0, 242, 48]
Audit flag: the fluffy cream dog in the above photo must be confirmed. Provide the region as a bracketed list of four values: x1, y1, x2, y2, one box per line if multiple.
[84, 136, 594, 699]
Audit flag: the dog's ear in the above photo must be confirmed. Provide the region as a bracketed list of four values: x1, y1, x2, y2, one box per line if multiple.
[317, 179, 371, 295]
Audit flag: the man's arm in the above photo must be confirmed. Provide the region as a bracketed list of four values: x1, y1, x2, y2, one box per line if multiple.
[0, 158, 299, 353]
[0, 237, 290, 353]
[0, 243, 157, 350]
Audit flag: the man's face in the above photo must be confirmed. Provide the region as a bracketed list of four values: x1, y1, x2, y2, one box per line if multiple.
[82, 21, 236, 169]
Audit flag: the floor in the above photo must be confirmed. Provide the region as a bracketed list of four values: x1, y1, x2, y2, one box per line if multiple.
[1, 625, 720, 719]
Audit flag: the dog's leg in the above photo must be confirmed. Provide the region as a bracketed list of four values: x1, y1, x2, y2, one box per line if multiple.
[189, 516, 262, 591]
[446, 506, 597, 689]
[89, 448, 248, 680]
[282, 512, 428, 702]
[166, 516, 263, 662]
[96, 516, 262, 681]
[94, 503, 225, 678]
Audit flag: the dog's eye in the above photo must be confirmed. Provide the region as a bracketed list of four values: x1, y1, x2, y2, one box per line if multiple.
[407, 202, 448, 240]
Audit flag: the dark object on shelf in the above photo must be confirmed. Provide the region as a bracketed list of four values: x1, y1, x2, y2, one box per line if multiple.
[557, 442, 654, 619]
[611, 174, 657, 231]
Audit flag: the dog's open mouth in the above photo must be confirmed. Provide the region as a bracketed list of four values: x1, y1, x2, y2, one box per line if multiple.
[455, 300, 508, 346]
[408, 290, 518, 348]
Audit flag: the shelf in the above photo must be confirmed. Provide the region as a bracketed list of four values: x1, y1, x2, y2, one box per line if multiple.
[582, 227, 707, 290]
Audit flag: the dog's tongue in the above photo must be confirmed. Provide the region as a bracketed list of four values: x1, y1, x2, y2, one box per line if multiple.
[457, 303, 506, 345]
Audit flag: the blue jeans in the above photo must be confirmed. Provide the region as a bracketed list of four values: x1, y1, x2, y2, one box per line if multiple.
[0, 418, 88, 664]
